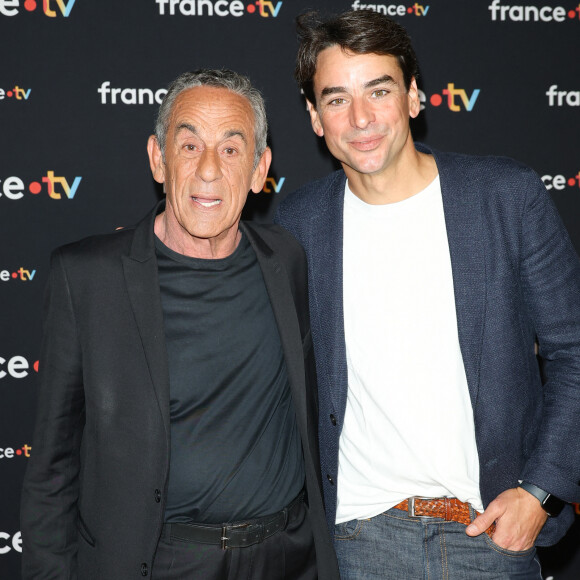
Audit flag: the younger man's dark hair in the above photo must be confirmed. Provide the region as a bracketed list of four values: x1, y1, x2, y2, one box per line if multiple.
[295, 10, 419, 105]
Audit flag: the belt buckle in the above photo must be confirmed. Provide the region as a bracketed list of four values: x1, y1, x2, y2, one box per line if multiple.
[221, 522, 251, 550]
[408, 496, 435, 518]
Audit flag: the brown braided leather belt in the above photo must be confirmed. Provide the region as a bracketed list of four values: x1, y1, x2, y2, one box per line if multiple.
[392, 497, 496, 538]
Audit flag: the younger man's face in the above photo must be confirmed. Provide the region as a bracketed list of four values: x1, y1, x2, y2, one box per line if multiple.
[308, 46, 420, 178]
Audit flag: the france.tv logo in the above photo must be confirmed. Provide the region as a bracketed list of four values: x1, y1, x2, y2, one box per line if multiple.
[350, 2, 430, 16]
[0, 172, 82, 200]
[0, 85, 31, 101]
[156, 0, 283, 17]
[546, 85, 580, 107]
[488, 1, 580, 22]
[0, 0, 76, 17]
[0, 267, 37, 282]
[262, 176, 285, 193]
[419, 83, 481, 112]
[542, 170, 580, 191]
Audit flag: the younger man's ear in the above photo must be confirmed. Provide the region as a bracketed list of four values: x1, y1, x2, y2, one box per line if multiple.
[408, 77, 421, 119]
[306, 100, 324, 137]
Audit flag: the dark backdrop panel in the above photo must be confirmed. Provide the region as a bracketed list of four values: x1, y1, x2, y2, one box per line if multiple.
[1, 1, 578, 578]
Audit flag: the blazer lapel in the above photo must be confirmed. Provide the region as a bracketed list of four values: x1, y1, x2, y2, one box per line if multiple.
[122, 203, 171, 436]
[241, 222, 308, 435]
[430, 147, 487, 406]
[305, 172, 349, 417]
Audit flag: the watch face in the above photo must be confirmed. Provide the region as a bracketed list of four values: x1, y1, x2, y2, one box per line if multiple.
[543, 494, 565, 517]
[519, 482, 566, 517]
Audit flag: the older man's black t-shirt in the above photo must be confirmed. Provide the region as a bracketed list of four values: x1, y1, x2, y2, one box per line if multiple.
[155, 232, 304, 524]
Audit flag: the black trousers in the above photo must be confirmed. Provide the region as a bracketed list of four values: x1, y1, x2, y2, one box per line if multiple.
[152, 501, 317, 579]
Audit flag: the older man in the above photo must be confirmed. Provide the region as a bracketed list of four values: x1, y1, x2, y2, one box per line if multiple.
[276, 10, 580, 580]
[21, 69, 339, 580]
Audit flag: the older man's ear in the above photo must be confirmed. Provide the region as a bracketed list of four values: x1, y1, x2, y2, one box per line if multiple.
[147, 135, 166, 185]
[250, 146, 272, 194]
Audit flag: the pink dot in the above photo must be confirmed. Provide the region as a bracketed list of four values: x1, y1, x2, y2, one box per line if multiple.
[16, 449, 22, 455]
[7, 91, 13, 98]
[407, 7, 413, 13]
[24, 0, 37, 11]
[568, 10, 576, 19]
[11, 272, 18, 278]
[568, 178, 576, 187]
[29, 181, 42, 194]
[430, 94, 443, 107]
[247, 4, 255, 13]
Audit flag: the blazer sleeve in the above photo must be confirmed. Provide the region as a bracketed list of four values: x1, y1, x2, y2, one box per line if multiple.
[20, 248, 85, 579]
[517, 167, 580, 503]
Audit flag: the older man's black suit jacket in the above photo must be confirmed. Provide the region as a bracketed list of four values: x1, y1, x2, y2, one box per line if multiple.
[21, 203, 340, 580]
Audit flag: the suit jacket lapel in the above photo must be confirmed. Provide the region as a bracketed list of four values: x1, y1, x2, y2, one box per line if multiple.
[306, 172, 349, 417]
[241, 222, 308, 435]
[122, 202, 171, 437]
[429, 147, 487, 406]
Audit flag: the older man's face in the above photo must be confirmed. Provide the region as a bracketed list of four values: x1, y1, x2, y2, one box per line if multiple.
[148, 86, 270, 257]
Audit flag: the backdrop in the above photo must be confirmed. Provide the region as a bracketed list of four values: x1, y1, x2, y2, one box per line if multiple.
[1, 1, 579, 578]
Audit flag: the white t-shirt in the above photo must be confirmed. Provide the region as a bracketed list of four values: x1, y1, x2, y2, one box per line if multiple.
[337, 175, 483, 524]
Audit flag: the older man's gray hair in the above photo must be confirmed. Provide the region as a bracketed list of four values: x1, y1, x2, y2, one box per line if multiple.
[155, 69, 268, 169]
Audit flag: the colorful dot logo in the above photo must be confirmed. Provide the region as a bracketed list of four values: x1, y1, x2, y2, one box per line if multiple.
[350, 2, 430, 17]
[430, 94, 443, 107]
[1, 267, 37, 282]
[419, 84, 481, 112]
[0, 445, 32, 459]
[0, 173, 82, 200]
[0, 0, 77, 17]
[246, 1, 282, 17]
[0, 86, 31, 101]
[542, 172, 580, 191]
[29, 181, 42, 194]
[155, 0, 282, 17]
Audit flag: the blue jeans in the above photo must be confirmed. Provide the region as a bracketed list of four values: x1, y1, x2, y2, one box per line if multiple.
[334, 506, 543, 579]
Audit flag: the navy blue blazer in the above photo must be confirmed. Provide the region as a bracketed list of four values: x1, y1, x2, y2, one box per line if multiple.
[275, 143, 580, 546]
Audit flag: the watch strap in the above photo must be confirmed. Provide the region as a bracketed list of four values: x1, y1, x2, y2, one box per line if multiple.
[518, 481, 565, 516]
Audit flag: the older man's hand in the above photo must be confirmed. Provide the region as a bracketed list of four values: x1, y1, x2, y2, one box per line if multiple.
[466, 487, 548, 551]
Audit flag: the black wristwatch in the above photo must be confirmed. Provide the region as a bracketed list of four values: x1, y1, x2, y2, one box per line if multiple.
[518, 481, 566, 517]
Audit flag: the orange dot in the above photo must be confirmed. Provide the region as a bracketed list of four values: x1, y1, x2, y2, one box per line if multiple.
[407, 7, 413, 13]
[34, 361, 39, 372]
[24, 0, 37, 11]
[29, 181, 42, 194]
[247, 4, 255, 13]
[568, 178, 576, 187]
[16, 449, 22, 455]
[430, 94, 443, 106]
[568, 10, 576, 18]
[12, 272, 18, 278]
[7, 91, 13, 98]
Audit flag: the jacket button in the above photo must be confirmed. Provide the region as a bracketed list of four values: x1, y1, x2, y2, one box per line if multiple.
[141, 563, 148, 576]
[327, 474, 334, 485]
[154, 489, 161, 503]
[330, 414, 337, 426]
